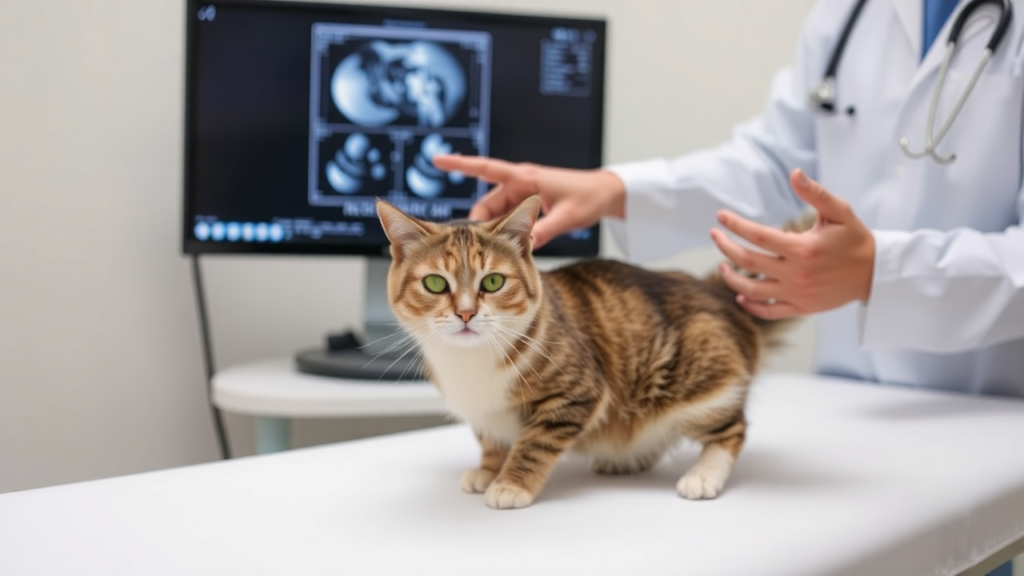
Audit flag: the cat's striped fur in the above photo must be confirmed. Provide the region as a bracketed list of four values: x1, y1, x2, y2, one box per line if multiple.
[377, 196, 794, 509]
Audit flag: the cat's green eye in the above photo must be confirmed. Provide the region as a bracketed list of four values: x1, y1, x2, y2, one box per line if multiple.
[481, 273, 505, 293]
[423, 275, 448, 294]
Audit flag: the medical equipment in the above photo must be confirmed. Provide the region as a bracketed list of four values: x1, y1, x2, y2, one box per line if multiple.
[809, 0, 1013, 164]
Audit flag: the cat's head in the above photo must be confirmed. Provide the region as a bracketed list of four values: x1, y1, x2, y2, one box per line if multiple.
[377, 196, 543, 348]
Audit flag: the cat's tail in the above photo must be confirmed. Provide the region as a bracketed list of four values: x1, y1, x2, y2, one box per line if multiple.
[703, 211, 817, 351]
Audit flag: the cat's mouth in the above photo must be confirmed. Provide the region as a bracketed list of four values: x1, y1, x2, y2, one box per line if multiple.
[456, 327, 479, 336]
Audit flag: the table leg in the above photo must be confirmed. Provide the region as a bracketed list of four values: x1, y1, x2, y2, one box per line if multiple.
[255, 417, 291, 454]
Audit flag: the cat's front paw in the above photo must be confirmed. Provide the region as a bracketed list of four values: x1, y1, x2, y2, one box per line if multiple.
[459, 468, 496, 493]
[676, 469, 726, 500]
[485, 481, 535, 509]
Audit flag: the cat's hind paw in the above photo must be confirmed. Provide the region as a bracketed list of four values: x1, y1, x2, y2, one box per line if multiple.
[485, 481, 535, 509]
[460, 468, 497, 493]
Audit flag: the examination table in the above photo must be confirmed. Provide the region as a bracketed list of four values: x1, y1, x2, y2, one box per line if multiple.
[2, 373, 1023, 575]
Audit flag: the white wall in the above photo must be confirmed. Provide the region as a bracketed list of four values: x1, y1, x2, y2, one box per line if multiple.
[0, 0, 816, 493]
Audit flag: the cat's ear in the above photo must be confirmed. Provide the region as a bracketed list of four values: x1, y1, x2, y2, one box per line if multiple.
[377, 200, 432, 260]
[492, 195, 541, 254]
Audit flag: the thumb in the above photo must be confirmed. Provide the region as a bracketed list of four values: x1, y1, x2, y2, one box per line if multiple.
[790, 168, 851, 222]
[468, 184, 506, 221]
[530, 205, 578, 249]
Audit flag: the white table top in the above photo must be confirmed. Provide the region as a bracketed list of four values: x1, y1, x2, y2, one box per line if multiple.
[212, 357, 445, 417]
[3, 373, 1024, 576]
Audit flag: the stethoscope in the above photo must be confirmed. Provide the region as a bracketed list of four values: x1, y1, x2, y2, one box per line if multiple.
[809, 0, 1013, 164]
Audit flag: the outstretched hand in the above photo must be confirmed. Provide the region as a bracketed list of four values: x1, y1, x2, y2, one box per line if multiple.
[432, 154, 625, 248]
[709, 169, 875, 319]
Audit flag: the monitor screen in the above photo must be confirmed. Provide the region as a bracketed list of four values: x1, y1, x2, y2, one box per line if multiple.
[182, 0, 606, 257]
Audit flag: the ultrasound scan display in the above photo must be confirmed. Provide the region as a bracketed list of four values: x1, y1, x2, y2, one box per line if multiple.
[310, 25, 490, 212]
[184, 1, 605, 256]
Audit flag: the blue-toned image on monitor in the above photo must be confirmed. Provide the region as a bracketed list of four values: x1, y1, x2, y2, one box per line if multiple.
[309, 24, 491, 219]
[183, 0, 606, 257]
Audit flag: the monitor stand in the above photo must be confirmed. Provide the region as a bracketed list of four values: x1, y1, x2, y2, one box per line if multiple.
[294, 257, 426, 382]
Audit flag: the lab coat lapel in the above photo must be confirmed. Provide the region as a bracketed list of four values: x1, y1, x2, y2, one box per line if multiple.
[889, 0, 951, 97]
[891, 0, 981, 93]
[880, 0, 939, 230]
[904, 0, 999, 94]
[891, 0, 923, 58]
[908, 3, 962, 94]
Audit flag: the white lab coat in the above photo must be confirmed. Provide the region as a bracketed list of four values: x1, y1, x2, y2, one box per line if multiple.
[605, 0, 1024, 397]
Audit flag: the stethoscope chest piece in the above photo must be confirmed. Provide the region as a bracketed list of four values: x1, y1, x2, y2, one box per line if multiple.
[809, 77, 838, 112]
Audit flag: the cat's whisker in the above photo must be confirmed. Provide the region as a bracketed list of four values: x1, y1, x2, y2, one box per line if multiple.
[488, 326, 550, 383]
[361, 343, 414, 373]
[360, 330, 416, 357]
[396, 348, 426, 381]
[491, 324, 557, 358]
[482, 328, 498, 386]
[376, 327, 441, 383]
[355, 318, 431, 359]
[371, 331, 420, 357]
[356, 328, 405, 350]
[484, 318, 558, 341]
[399, 328, 438, 382]
[489, 327, 535, 396]
[477, 318, 561, 345]
[361, 331, 421, 370]
[486, 331, 526, 406]
[414, 355, 428, 380]
[491, 324, 565, 375]
[490, 332, 528, 405]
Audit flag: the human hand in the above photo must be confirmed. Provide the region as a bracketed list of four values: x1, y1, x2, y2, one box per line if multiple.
[709, 169, 875, 319]
[432, 154, 626, 248]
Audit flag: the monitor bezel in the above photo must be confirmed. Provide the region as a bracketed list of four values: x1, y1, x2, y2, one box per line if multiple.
[181, 0, 607, 257]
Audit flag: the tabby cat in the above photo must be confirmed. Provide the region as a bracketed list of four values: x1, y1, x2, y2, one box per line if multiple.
[377, 196, 794, 509]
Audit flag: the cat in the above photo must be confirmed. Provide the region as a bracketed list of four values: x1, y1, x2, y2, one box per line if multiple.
[376, 195, 795, 509]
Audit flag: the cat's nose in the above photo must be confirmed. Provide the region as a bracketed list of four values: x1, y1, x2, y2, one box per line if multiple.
[457, 310, 476, 323]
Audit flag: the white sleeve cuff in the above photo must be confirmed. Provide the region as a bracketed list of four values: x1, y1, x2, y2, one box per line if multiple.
[605, 159, 678, 196]
[601, 159, 719, 262]
[602, 159, 677, 260]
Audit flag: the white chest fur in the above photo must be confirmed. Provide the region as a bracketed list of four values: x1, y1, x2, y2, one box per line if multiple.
[420, 340, 523, 444]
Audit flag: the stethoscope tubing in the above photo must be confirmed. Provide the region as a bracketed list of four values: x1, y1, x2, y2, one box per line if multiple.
[810, 0, 1013, 164]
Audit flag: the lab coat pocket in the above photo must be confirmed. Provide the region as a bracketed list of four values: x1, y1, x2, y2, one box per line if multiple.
[946, 69, 1021, 99]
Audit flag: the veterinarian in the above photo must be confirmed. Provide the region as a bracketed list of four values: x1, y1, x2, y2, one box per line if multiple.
[437, 1, 1023, 571]
[435, 0, 1024, 396]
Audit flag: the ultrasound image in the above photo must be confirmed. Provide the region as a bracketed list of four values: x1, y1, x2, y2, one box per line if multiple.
[331, 40, 466, 128]
[308, 24, 491, 208]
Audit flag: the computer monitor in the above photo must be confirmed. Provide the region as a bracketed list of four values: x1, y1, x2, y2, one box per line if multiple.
[183, 0, 606, 379]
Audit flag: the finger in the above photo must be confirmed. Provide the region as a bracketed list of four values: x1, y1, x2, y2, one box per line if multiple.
[736, 295, 801, 320]
[470, 182, 542, 222]
[710, 228, 783, 277]
[432, 155, 515, 184]
[468, 184, 504, 221]
[530, 205, 581, 249]
[718, 263, 785, 302]
[790, 169, 852, 223]
[716, 211, 798, 257]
